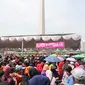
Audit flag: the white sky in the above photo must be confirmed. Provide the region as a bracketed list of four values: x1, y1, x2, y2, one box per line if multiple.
[0, 0, 85, 39]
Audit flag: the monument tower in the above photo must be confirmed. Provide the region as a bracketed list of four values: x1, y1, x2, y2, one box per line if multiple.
[39, 0, 45, 35]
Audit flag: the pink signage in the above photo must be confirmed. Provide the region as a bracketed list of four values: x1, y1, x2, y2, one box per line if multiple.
[36, 42, 65, 48]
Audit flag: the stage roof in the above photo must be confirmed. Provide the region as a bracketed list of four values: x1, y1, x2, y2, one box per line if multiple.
[2, 33, 75, 37]
[0, 33, 80, 42]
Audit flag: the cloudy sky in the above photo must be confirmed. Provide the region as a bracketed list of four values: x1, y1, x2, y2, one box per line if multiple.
[0, 0, 85, 39]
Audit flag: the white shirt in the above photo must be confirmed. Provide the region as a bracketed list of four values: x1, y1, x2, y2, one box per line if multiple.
[74, 84, 84, 85]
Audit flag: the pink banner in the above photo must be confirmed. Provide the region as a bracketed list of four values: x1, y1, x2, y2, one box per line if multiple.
[36, 42, 65, 48]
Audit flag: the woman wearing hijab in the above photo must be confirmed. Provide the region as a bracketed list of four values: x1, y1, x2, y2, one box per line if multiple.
[0, 70, 14, 85]
[46, 70, 56, 85]
[71, 67, 85, 85]
[3, 64, 15, 85]
[3, 64, 10, 79]
[24, 62, 32, 76]
[29, 67, 40, 79]
[51, 65, 60, 80]
[28, 67, 50, 85]
[36, 62, 44, 72]
[41, 62, 49, 76]
[28, 75, 50, 85]
[62, 65, 72, 83]
[19, 67, 40, 85]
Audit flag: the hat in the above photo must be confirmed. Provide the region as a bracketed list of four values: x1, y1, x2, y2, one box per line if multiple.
[71, 67, 85, 80]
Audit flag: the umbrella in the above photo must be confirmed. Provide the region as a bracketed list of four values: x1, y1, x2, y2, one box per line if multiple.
[73, 54, 85, 59]
[44, 56, 60, 62]
[66, 57, 76, 62]
[57, 57, 64, 61]
[50, 54, 57, 56]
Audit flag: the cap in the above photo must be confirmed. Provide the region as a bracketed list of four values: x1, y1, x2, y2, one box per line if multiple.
[71, 67, 85, 80]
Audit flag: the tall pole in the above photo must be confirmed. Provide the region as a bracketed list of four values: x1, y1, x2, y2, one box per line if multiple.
[21, 40, 24, 54]
[39, 0, 45, 35]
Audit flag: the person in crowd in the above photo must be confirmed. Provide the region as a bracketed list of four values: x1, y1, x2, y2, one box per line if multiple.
[3, 63, 11, 79]
[64, 74, 74, 85]
[24, 61, 32, 76]
[14, 65, 22, 85]
[29, 67, 40, 79]
[0, 81, 10, 85]
[49, 62, 53, 70]
[46, 70, 56, 85]
[58, 60, 65, 79]
[68, 61, 75, 69]
[62, 60, 70, 71]
[0, 70, 6, 82]
[0, 63, 3, 70]
[71, 67, 85, 85]
[43, 62, 49, 71]
[15, 62, 22, 72]
[19, 67, 40, 85]
[51, 65, 60, 80]
[62, 65, 72, 82]
[36, 62, 44, 72]
[64, 67, 85, 85]
[1, 53, 85, 85]
[0, 55, 2, 63]
[78, 61, 85, 70]
[0, 69, 15, 85]
[8, 67, 16, 85]
[28, 67, 50, 85]
[41, 62, 49, 76]
[28, 75, 50, 85]
[75, 59, 81, 67]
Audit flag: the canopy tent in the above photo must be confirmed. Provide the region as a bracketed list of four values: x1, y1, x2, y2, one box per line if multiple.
[1, 34, 81, 42]
[0, 34, 81, 52]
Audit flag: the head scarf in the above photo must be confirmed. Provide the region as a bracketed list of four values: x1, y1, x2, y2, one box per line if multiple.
[29, 67, 40, 78]
[46, 70, 53, 80]
[3, 65, 10, 78]
[36, 62, 44, 72]
[46, 70, 56, 85]
[43, 64, 49, 71]
[24, 66, 32, 75]
[28, 75, 50, 85]
[71, 67, 85, 80]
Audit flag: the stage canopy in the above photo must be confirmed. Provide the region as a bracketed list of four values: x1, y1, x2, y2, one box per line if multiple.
[0, 34, 81, 41]
[0, 33, 81, 49]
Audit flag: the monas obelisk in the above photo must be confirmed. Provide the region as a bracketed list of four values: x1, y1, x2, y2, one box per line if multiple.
[39, 0, 45, 35]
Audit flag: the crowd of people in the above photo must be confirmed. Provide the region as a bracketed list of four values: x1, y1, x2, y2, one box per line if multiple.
[0, 54, 85, 85]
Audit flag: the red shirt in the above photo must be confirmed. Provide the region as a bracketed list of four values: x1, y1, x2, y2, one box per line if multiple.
[58, 61, 65, 77]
